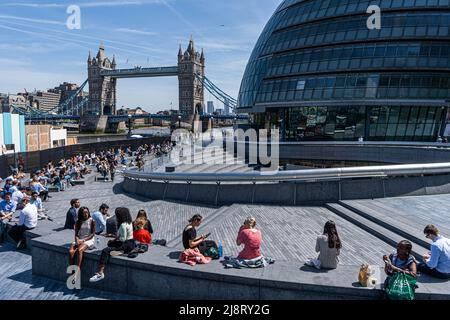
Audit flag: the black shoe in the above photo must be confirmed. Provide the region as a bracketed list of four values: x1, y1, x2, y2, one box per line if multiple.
[17, 239, 27, 250]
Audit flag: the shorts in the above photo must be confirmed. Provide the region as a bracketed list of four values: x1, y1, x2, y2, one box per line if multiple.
[72, 238, 96, 250]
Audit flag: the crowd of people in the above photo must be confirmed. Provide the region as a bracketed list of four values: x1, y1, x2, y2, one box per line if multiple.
[177, 214, 449, 298]
[0, 142, 169, 250]
[63, 202, 154, 283]
[1, 140, 449, 299]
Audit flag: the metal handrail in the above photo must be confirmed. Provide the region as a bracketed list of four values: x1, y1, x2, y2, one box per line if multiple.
[229, 139, 450, 149]
[123, 162, 450, 183]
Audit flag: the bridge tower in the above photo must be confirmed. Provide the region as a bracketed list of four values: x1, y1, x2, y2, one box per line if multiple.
[87, 44, 117, 116]
[178, 38, 205, 121]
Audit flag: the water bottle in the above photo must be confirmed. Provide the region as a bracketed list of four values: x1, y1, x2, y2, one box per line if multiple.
[218, 241, 223, 258]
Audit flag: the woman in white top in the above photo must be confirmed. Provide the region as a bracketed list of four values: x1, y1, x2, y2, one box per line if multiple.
[89, 207, 135, 282]
[306, 220, 342, 269]
[69, 207, 96, 271]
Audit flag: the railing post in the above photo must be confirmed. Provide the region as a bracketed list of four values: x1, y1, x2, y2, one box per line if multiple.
[215, 182, 221, 207]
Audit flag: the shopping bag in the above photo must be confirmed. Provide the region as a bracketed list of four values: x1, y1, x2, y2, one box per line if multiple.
[386, 272, 417, 300]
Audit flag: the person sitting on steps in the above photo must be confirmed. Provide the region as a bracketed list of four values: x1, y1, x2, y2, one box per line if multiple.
[68, 207, 96, 273]
[89, 207, 135, 283]
[418, 225, 450, 279]
[306, 220, 342, 270]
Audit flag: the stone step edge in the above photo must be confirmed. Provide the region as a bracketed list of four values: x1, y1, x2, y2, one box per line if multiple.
[165, 205, 231, 248]
[338, 200, 431, 250]
[325, 203, 428, 261]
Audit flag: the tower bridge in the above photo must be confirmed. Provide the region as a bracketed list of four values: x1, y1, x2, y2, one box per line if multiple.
[11, 37, 244, 133]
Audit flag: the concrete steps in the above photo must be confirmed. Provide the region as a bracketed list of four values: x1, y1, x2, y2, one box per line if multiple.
[165, 205, 231, 248]
[338, 200, 431, 249]
[325, 203, 429, 260]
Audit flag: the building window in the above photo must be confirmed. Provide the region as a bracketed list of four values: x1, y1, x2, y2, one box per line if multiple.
[297, 80, 306, 90]
[52, 139, 66, 148]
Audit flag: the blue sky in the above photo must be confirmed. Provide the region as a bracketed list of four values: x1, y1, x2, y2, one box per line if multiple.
[0, 0, 281, 113]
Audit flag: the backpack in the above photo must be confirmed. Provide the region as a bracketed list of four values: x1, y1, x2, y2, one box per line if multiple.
[199, 240, 219, 259]
[203, 246, 220, 260]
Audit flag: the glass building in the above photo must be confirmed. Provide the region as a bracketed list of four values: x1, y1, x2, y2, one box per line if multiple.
[237, 0, 450, 141]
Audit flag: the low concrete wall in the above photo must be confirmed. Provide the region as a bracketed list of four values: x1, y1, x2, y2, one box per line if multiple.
[31, 230, 449, 300]
[31, 230, 384, 300]
[122, 173, 450, 206]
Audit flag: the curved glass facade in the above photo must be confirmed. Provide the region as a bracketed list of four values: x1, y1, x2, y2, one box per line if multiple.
[238, 0, 450, 141]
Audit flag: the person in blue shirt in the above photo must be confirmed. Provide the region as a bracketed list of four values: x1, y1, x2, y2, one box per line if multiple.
[30, 192, 44, 213]
[0, 193, 17, 243]
[418, 225, 450, 279]
[2, 178, 14, 196]
[92, 204, 109, 235]
[30, 177, 49, 202]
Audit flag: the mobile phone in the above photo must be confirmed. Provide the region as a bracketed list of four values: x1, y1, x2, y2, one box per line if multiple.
[204, 233, 211, 239]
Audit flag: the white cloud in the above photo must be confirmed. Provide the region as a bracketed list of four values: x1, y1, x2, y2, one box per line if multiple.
[0, 14, 65, 26]
[115, 28, 158, 36]
[0, 3, 65, 8]
[0, 0, 170, 9]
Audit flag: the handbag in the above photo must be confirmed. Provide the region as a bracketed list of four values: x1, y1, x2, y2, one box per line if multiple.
[386, 272, 417, 300]
[203, 246, 220, 260]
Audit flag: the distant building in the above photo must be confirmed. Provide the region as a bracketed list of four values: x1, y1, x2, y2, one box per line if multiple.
[207, 101, 215, 114]
[117, 107, 150, 126]
[1, 94, 27, 113]
[224, 99, 231, 115]
[25, 125, 67, 151]
[0, 112, 26, 154]
[50, 82, 88, 115]
[28, 91, 61, 113]
[239, 0, 450, 141]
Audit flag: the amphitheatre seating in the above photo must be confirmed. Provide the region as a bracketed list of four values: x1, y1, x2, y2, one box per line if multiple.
[95, 176, 109, 182]
[30, 230, 450, 300]
[47, 186, 60, 193]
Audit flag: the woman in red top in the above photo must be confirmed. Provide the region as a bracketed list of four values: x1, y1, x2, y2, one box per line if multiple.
[236, 217, 262, 260]
[133, 218, 152, 244]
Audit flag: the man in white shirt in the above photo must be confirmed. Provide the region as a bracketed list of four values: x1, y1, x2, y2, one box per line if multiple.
[7, 196, 38, 250]
[419, 224, 450, 279]
[11, 186, 26, 209]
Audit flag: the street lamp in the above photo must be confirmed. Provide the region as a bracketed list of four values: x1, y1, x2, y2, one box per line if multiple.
[128, 114, 132, 136]
[178, 115, 181, 129]
[210, 116, 214, 141]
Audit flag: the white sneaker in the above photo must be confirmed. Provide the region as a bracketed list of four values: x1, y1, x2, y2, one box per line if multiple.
[305, 258, 321, 269]
[89, 273, 105, 283]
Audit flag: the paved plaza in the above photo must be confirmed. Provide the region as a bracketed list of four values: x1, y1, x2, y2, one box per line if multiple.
[2, 163, 450, 299]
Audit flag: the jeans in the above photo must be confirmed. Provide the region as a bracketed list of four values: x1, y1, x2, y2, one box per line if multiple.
[0, 221, 7, 242]
[418, 262, 450, 279]
[99, 239, 135, 265]
[39, 190, 49, 202]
